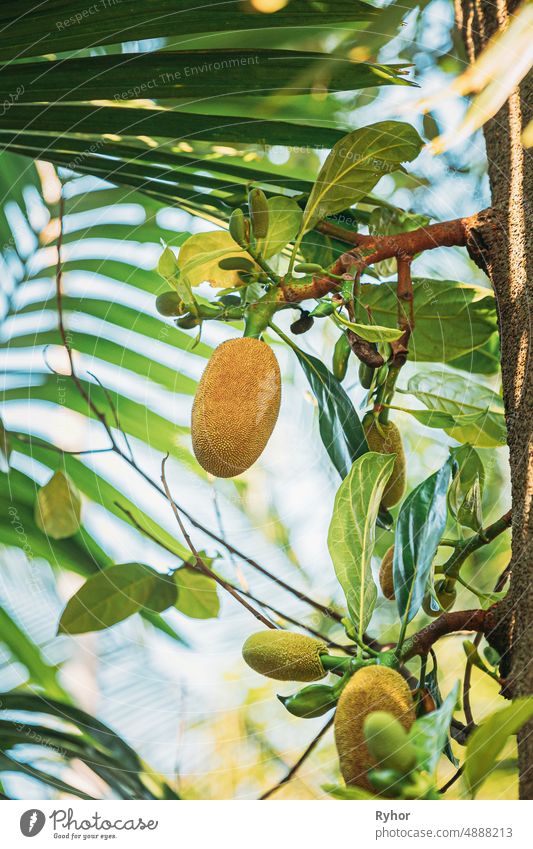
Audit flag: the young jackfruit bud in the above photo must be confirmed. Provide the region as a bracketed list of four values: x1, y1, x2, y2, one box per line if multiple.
[334, 665, 415, 790]
[290, 311, 314, 335]
[242, 631, 328, 681]
[363, 711, 417, 775]
[248, 188, 269, 239]
[191, 338, 281, 477]
[435, 578, 457, 611]
[358, 361, 376, 389]
[156, 290, 184, 317]
[362, 413, 406, 508]
[229, 208, 248, 248]
[379, 545, 395, 600]
[218, 256, 255, 272]
[294, 262, 324, 274]
[333, 333, 351, 382]
[423, 580, 456, 617]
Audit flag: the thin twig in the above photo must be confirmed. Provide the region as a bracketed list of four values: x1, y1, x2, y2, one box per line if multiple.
[115, 501, 349, 647]
[87, 371, 135, 463]
[259, 716, 334, 800]
[439, 765, 463, 794]
[159, 455, 276, 630]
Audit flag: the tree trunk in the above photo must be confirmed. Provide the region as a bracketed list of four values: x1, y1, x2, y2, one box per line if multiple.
[456, 0, 533, 799]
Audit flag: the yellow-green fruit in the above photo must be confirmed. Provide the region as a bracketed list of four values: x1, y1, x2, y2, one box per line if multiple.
[363, 711, 417, 775]
[334, 666, 415, 790]
[192, 338, 281, 477]
[362, 413, 406, 508]
[242, 631, 328, 681]
[379, 545, 395, 600]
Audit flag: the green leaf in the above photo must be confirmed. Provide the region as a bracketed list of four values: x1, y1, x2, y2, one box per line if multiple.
[359, 280, 497, 363]
[408, 683, 459, 776]
[334, 310, 403, 343]
[0, 52, 413, 104]
[302, 122, 423, 232]
[323, 783, 378, 800]
[449, 446, 485, 533]
[59, 563, 177, 634]
[394, 459, 453, 623]
[291, 344, 367, 479]
[256, 196, 303, 259]
[0, 605, 65, 699]
[178, 230, 255, 289]
[35, 471, 82, 540]
[174, 567, 220, 620]
[328, 453, 395, 635]
[0, 417, 10, 472]
[464, 699, 533, 798]
[391, 407, 457, 429]
[407, 371, 506, 447]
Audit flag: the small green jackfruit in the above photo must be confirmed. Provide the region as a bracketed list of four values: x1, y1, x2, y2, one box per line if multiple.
[156, 291, 183, 317]
[192, 338, 281, 477]
[362, 413, 406, 508]
[379, 545, 395, 600]
[334, 665, 415, 790]
[363, 711, 417, 775]
[242, 631, 328, 681]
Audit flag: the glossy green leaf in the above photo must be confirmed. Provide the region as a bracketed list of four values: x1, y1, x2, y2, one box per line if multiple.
[394, 458, 453, 622]
[449, 446, 485, 533]
[406, 371, 506, 447]
[464, 699, 533, 798]
[0, 605, 65, 698]
[408, 683, 459, 775]
[328, 453, 395, 635]
[334, 310, 403, 343]
[391, 407, 457, 429]
[291, 344, 367, 478]
[35, 471, 82, 540]
[178, 231, 256, 289]
[174, 567, 220, 620]
[0, 1, 379, 60]
[302, 122, 423, 232]
[0, 51, 412, 104]
[59, 563, 177, 635]
[256, 196, 303, 259]
[359, 279, 497, 363]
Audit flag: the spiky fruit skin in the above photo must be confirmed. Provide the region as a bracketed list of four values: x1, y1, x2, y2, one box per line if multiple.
[242, 631, 327, 681]
[334, 666, 415, 790]
[379, 545, 395, 600]
[362, 414, 406, 508]
[192, 338, 281, 477]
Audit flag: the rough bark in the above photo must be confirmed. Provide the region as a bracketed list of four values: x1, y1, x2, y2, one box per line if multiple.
[456, 0, 533, 799]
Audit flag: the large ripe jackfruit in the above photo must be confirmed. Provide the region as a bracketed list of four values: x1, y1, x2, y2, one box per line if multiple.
[362, 413, 406, 508]
[192, 338, 281, 477]
[379, 545, 395, 600]
[242, 630, 328, 681]
[334, 665, 415, 790]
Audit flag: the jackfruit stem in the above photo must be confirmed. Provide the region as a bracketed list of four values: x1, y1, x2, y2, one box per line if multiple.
[321, 654, 351, 675]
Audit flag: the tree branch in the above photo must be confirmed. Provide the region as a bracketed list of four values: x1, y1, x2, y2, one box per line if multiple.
[259, 716, 334, 800]
[401, 609, 487, 660]
[276, 211, 486, 304]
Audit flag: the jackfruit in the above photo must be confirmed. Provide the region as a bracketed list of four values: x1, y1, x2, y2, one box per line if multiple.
[379, 545, 395, 600]
[242, 630, 328, 681]
[362, 413, 406, 508]
[334, 665, 415, 790]
[192, 338, 281, 477]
